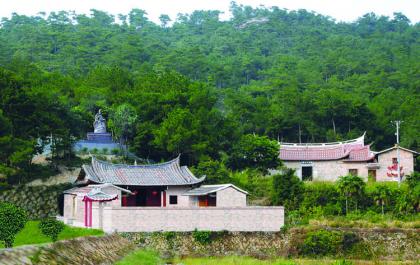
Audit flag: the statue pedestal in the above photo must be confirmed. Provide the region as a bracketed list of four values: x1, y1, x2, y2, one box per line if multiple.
[86, 132, 113, 142]
[74, 132, 121, 153]
[73, 110, 124, 153]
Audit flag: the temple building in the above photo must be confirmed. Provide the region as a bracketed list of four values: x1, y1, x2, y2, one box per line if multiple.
[279, 134, 418, 182]
[61, 156, 284, 232]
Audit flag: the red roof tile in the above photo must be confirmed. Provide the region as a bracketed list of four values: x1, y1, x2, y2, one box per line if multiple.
[279, 134, 373, 161]
[344, 145, 375, 162]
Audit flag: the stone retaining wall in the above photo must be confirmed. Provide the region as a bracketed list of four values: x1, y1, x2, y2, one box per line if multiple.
[0, 234, 134, 265]
[122, 227, 420, 261]
[0, 184, 72, 219]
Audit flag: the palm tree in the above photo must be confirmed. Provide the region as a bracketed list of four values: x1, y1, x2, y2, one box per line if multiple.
[337, 175, 366, 214]
[373, 184, 391, 215]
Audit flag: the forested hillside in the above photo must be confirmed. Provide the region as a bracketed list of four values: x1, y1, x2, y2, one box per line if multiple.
[0, 3, 419, 183]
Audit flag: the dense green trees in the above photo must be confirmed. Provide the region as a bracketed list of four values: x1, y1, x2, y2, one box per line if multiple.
[228, 134, 280, 172]
[0, 4, 418, 185]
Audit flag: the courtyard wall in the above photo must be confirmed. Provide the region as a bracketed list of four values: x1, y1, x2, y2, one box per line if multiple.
[101, 206, 284, 233]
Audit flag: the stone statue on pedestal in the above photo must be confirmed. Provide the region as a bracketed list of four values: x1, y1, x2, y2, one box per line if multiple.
[93, 109, 107, 133]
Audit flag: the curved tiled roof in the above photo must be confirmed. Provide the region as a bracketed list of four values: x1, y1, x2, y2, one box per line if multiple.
[81, 156, 204, 186]
[343, 145, 375, 162]
[183, 184, 248, 196]
[64, 183, 132, 195]
[279, 134, 374, 161]
[84, 188, 118, 202]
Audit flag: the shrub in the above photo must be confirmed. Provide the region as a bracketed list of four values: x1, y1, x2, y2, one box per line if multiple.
[0, 202, 28, 247]
[163, 231, 176, 241]
[39, 218, 65, 242]
[301, 229, 360, 257]
[302, 182, 340, 205]
[342, 232, 359, 253]
[192, 230, 212, 245]
[396, 172, 420, 214]
[92, 148, 99, 154]
[111, 148, 120, 155]
[301, 182, 342, 215]
[365, 182, 400, 214]
[102, 148, 108, 154]
[272, 169, 304, 210]
[301, 229, 342, 256]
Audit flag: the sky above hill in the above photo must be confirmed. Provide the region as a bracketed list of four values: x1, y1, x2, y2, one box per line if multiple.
[0, 0, 419, 24]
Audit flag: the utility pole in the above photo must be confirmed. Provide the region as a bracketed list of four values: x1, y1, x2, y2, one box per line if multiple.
[392, 121, 402, 186]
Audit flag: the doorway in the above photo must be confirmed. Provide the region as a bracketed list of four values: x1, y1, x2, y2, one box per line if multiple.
[302, 166, 313, 181]
[368, 170, 376, 182]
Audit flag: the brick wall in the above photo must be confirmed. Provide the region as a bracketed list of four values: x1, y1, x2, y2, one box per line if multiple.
[284, 160, 369, 181]
[216, 187, 247, 207]
[165, 186, 192, 207]
[376, 149, 415, 181]
[102, 206, 284, 233]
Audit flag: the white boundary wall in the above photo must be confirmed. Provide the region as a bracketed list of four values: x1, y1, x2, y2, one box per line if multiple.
[99, 206, 284, 233]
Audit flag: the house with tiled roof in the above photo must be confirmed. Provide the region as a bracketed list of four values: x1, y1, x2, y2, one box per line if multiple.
[61, 156, 284, 232]
[279, 133, 418, 181]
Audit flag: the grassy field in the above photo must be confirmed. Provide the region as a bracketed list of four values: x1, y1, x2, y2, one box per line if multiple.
[0, 220, 103, 248]
[115, 249, 416, 265]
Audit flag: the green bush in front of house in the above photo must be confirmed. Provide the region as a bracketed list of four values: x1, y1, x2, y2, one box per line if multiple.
[301, 229, 361, 257]
[272, 169, 304, 210]
[192, 230, 212, 245]
[0, 202, 28, 248]
[39, 218, 65, 242]
[301, 229, 343, 256]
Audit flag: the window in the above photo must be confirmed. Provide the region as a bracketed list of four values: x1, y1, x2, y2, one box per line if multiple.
[392, 157, 398, 164]
[71, 196, 77, 218]
[349, 169, 358, 176]
[169, 195, 178, 205]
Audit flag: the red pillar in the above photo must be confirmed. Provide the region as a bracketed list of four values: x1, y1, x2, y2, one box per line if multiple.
[84, 200, 88, 227]
[84, 198, 93, 227]
[162, 191, 166, 207]
[88, 200, 92, 227]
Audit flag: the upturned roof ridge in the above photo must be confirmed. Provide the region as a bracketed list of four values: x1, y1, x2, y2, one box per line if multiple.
[280, 133, 365, 147]
[91, 154, 181, 168]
